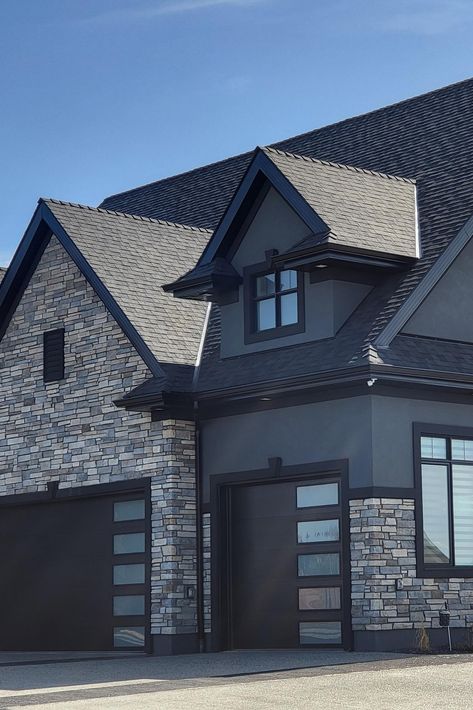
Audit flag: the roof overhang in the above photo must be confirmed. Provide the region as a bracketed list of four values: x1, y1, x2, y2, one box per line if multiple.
[111, 361, 473, 415]
[271, 243, 415, 272]
[165, 146, 418, 302]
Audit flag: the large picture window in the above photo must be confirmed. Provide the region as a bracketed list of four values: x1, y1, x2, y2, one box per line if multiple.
[420, 434, 473, 568]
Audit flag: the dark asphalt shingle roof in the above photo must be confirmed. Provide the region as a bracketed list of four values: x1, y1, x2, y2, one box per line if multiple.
[44, 199, 210, 367]
[100, 78, 473, 391]
[118, 362, 196, 403]
[0, 268, 6, 285]
[263, 147, 418, 258]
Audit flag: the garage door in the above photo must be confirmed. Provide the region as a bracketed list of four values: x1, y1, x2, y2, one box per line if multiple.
[0, 485, 149, 651]
[231, 476, 345, 649]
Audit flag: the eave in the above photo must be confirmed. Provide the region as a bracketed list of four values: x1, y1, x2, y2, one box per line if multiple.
[115, 390, 194, 419]
[113, 362, 473, 416]
[271, 243, 416, 272]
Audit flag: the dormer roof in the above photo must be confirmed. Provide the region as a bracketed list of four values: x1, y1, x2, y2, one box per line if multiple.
[164, 145, 418, 300]
[263, 147, 418, 264]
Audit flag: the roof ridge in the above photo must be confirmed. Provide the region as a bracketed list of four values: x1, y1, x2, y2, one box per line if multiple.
[262, 146, 416, 184]
[99, 76, 467, 206]
[42, 197, 213, 234]
[274, 75, 473, 151]
[99, 151, 251, 205]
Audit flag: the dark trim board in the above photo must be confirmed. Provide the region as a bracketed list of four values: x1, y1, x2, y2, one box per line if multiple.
[0, 477, 151, 508]
[243, 261, 305, 345]
[413, 422, 473, 580]
[198, 148, 329, 266]
[209, 459, 352, 653]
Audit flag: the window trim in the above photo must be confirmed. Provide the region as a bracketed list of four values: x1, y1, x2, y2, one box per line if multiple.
[414, 422, 473, 578]
[243, 261, 305, 344]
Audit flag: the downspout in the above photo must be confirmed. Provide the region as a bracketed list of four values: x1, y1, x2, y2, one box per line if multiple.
[193, 304, 211, 653]
[195, 405, 205, 652]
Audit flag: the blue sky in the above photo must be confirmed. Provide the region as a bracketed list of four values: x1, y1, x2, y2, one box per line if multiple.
[1, 0, 472, 266]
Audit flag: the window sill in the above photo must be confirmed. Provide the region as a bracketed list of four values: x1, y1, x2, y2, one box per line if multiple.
[419, 565, 473, 579]
[244, 321, 304, 345]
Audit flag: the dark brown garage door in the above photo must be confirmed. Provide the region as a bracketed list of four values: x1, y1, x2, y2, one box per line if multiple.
[231, 476, 346, 649]
[0, 484, 149, 651]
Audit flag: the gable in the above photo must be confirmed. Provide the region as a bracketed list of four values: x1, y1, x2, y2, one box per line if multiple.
[232, 187, 310, 269]
[0, 200, 211, 382]
[44, 200, 210, 367]
[402, 235, 473, 343]
[0, 235, 152, 392]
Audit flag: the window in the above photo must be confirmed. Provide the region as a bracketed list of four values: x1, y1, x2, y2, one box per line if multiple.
[253, 269, 299, 332]
[420, 434, 473, 569]
[43, 329, 65, 383]
[244, 265, 304, 343]
[113, 500, 145, 522]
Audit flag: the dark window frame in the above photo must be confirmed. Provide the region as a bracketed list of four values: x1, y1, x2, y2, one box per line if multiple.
[243, 262, 305, 344]
[43, 328, 65, 383]
[414, 422, 473, 578]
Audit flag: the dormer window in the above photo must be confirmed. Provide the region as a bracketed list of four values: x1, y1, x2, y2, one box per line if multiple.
[244, 265, 304, 343]
[255, 269, 298, 330]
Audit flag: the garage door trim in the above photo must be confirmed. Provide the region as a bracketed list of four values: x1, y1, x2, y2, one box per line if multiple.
[209, 459, 352, 653]
[0, 477, 152, 653]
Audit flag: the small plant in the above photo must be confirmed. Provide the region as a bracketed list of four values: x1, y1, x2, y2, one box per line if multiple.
[416, 625, 431, 653]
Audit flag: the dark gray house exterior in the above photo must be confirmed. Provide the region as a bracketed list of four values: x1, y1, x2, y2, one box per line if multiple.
[2, 78, 473, 654]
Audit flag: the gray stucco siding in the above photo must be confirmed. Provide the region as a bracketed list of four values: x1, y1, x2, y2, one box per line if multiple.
[219, 186, 374, 358]
[200, 396, 373, 500]
[201, 392, 473, 499]
[371, 394, 473, 487]
[402, 234, 473, 342]
[232, 187, 310, 270]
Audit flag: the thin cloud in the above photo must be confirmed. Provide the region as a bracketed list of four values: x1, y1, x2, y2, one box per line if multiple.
[80, 0, 271, 25]
[379, 0, 473, 36]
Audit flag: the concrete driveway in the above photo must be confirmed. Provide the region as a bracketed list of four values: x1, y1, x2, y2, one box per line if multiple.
[0, 650, 472, 709]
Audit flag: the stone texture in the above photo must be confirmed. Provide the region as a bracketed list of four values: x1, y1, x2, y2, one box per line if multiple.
[0, 236, 197, 638]
[351, 498, 473, 632]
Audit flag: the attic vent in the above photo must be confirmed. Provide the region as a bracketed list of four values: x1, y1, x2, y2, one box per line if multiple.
[43, 328, 65, 383]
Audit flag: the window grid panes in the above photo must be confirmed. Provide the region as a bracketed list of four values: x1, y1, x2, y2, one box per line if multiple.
[298, 587, 341, 610]
[114, 500, 145, 522]
[296, 483, 339, 508]
[253, 269, 299, 332]
[420, 436, 447, 460]
[113, 595, 145, 617]
[299, 621, 342, 646]
[113, 563, 146, 586]
[113, 627, 145, 648]
[113, 532, 146, 555]
[297, 519, 339, 544]
[421, 434, 473, 568]
[298, 553, 340, 577]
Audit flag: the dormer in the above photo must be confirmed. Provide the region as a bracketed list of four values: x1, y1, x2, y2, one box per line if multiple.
[164, 147, 419, 355]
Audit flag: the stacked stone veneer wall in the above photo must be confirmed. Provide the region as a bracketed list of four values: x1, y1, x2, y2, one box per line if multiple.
[351, 498, 473, 635]
[0, 236, 198, 638]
